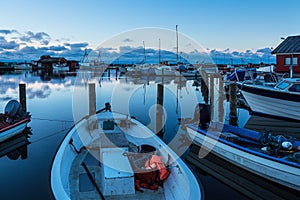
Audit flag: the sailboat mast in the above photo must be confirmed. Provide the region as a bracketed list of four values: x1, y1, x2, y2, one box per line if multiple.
[176, 25, 179, 63]
[159, 38, 161, 65]
[143, 41, 146, 63]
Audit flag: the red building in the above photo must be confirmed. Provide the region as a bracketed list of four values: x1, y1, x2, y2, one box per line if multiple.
[272, 35, 300, 73]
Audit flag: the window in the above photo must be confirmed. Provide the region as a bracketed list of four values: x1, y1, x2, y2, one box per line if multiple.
[288, 84, 300, 93]
[292, 57, 298, 65]
[284, 57, 298, 65]
[285, 57, 291, 65]
[276, 81, 290, 90]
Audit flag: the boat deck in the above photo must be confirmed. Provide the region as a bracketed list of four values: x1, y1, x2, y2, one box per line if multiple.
[69, 144, 165, 200]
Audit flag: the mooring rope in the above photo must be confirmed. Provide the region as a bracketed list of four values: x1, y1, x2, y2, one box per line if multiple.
[30, 126, 72, 144]
[31, 117, 74, 123]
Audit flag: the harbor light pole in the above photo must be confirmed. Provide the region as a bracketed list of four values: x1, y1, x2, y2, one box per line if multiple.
[281, 37, 294, 78]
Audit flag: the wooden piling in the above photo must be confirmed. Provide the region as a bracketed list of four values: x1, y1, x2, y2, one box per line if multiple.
[89, 83, 96, 116]
[201, 70, 209, 104]
[108, 68, 111, 78]
[209, 74, 215, 120]
[156, 84, 164, 139]
[115, 68, 118, 79]
[229, 83, 238, 126]
[218, 75, 224, 122]
[201, 79, 209, 104]
[19, 84, 26, 112]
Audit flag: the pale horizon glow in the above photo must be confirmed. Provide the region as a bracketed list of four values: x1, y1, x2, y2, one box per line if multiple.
[0, 0, 299, 64]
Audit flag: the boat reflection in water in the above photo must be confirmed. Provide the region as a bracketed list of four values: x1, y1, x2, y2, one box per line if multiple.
[186, 145, 299, 200]
[244, 114, 300, 139]
[0, 127, 32, 160]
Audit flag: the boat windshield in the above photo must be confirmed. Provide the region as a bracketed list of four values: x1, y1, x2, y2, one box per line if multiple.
[276, 81, 290, 90]
[288, 84, 300, 92]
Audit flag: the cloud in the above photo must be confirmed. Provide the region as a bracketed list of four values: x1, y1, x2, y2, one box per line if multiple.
[0, 29, 19, 35]
[48, 45, 68, 51]
[0, 29, 276, 64]
[19, 31, 50, 44]
[68, 42, 89, 49]
[123, 38, 133, 42]
[256, 47, 272, 54]
[96, 47, 117, 51]
[27, 85, 51, 99]
[0, 36, 20, 50]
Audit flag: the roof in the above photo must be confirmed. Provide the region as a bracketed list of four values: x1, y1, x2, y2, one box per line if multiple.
[39, 57, 67, 63]
[272, 35, 300, 54]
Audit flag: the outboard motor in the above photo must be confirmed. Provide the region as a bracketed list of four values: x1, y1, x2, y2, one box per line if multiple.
[4, 100, 29, 121]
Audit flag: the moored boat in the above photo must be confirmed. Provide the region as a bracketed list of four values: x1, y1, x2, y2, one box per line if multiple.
[238, 78, 300, 121]
[0, 100, 31, 143]
[51, 104, 201, 199]
[186, 122, 300, 191]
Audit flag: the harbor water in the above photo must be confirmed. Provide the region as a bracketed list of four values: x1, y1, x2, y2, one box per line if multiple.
[0, 69, 299, 199]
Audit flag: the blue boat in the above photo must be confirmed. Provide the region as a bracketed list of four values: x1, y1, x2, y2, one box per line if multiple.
[186, 122, 300, 191]
[226, 68, 257, 82]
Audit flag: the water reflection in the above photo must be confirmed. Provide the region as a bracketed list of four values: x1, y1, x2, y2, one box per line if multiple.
[2, 67, 297, 199]
[186, 145, 299, 200]
[244, 114, 300, 139]
[0, 127, 32, 160]
[0, 69, 75, 108]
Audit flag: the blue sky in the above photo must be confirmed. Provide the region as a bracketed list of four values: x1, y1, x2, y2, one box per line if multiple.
[0, 0, 299, 64]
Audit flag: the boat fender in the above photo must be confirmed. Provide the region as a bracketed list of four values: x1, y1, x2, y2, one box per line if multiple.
[282, 141, 293, 150]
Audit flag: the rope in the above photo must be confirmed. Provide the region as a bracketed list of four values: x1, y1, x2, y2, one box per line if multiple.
[30, 126, 72, 144]
[31, 117, 74, 123]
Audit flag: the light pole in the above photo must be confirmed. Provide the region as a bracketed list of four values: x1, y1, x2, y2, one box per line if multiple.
[281, 37, 294, 78]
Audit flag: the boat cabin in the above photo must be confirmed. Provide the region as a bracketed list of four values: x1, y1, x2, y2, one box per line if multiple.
[275, 78, 300, 93]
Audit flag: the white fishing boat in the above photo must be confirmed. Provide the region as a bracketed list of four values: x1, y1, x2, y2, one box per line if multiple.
[53, 64, 70, 72]
[238, 78, 300, 121]
[51, 104, 201, 200]
[0, 100, 31, 143]
[186, 122, 300, 191]
[14, 63, 32, 70]
[154, 65, 176, 76]
[174, 65, 199, 77]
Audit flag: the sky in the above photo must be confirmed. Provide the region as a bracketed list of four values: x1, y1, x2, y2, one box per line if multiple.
[0, 0, 299, 64]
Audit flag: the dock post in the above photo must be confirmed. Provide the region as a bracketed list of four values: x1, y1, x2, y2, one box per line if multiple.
[19, 84, 26, 112]
[229, 83, 238, 126]
[108, 68, 111, 78]
[201, 70, 209, 104]
[88, 83, 98, 130]
[89, 83, 96, 116]
[209, 74, 215, 120]
[218, 75, 224, 122]
[156, 84, 164, 139]
[115, 67, 118, 79]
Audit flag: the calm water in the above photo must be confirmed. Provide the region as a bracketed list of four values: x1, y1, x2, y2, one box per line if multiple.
[0, 69, 299, 200]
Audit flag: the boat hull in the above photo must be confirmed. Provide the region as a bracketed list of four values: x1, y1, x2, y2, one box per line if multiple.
[240, 85, 300, 121]
[0, 118, 30, 143]
[187, 125, 300, 191]
[51, 112, 201, 200]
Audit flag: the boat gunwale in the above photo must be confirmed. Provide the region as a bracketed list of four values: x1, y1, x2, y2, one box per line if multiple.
[239, 82, 300, 102]
[0, 117, 31, 133]
[187, 123, 300, 169]
[50, 111, 201, 200]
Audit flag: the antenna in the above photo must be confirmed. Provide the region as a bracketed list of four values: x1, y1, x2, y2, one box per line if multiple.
[176, 25, 179, 63]
[143, 41, 146, 64]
